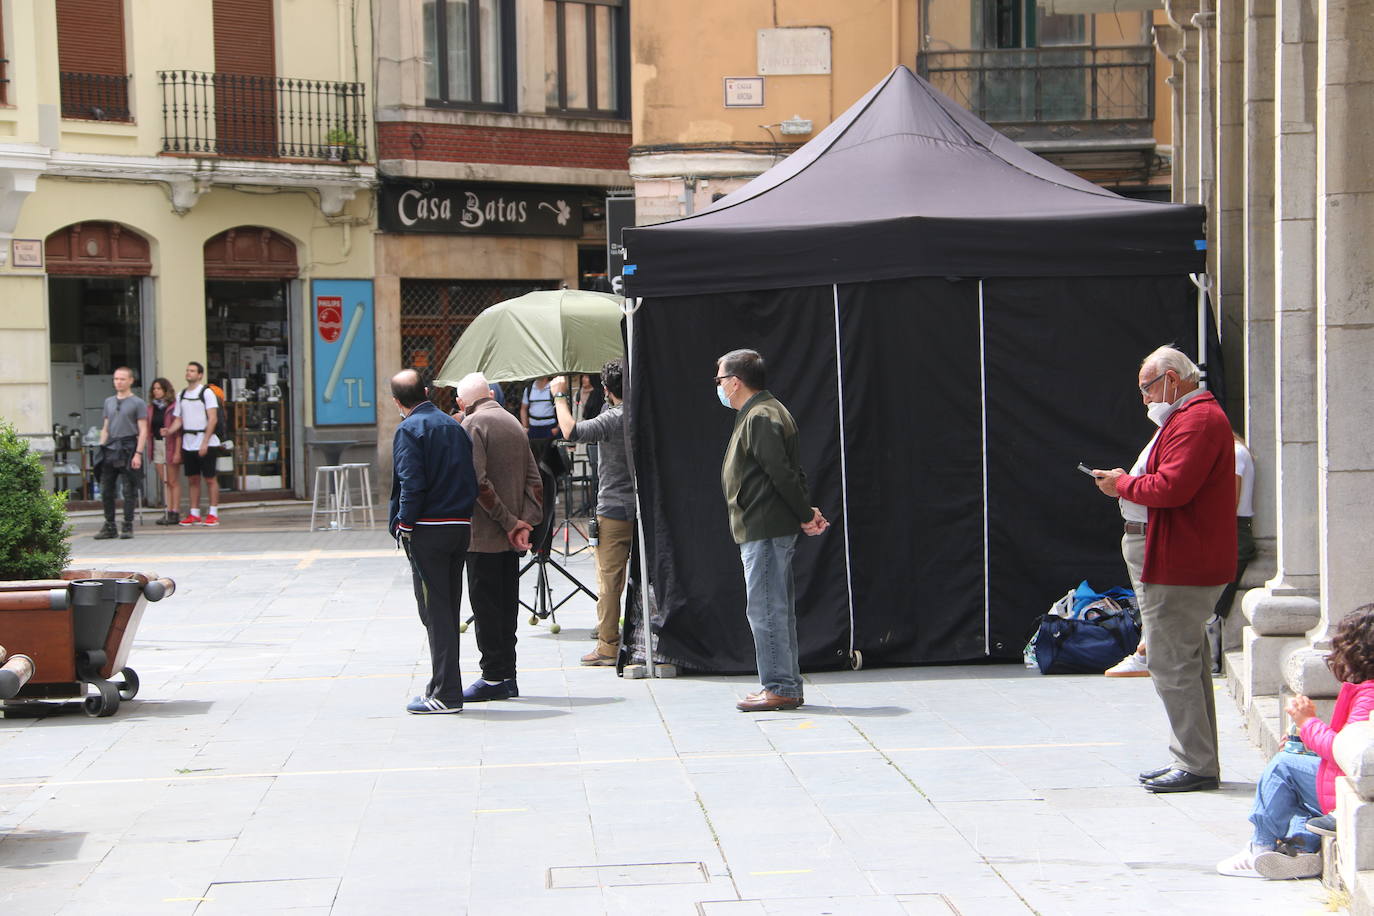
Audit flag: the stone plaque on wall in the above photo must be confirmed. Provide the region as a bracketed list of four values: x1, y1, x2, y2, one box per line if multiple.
[757, 28, 832, 75]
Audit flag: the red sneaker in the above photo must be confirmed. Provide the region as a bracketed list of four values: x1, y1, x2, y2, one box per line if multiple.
[202, 513, 220, 527]
[179, 515, 199, 527]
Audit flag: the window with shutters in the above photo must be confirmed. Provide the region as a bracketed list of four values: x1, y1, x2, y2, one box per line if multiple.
[544, 0, 625, 118]
[213, 0, 278, 157]
[423, 0, 513, 109]
[56, 0, 131, 121]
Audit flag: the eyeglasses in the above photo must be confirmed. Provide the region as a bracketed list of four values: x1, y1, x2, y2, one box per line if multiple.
[713, 375, 734, 383]
[1138, 371, 1168, 396]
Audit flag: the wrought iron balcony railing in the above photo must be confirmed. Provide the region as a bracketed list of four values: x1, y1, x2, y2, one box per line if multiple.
[917, 45, 1154, 144]
[60, 72, 132, 121]
[158, 70, 369, 162]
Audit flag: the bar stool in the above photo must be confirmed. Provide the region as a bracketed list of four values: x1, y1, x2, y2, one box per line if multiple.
[339, 463, 376, 530]
[310, 465, 348, 530]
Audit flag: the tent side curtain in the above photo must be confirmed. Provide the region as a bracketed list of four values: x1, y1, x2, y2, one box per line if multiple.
[630, 274, 1216, 673]
[628, 286, 851, 674]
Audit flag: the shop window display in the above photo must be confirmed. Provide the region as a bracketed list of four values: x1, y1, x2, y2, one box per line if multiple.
[206, 280, 292, 493]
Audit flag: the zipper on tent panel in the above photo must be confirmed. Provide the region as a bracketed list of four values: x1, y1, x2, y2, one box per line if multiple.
[831, 285, 858, 660]
[978, 279, 990, 656]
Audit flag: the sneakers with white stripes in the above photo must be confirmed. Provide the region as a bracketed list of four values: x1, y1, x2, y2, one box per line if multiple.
[406, 695, 462, 715]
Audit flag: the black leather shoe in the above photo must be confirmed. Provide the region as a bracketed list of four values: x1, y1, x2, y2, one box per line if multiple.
[1142, 769, 1218, 793]
[1138, 764, 1173, 783]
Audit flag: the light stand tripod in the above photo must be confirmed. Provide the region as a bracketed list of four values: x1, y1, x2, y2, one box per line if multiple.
[551, 442, 595, 558]
[520, 464, 597, 633]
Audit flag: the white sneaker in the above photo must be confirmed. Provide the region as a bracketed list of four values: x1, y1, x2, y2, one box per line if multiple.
[1104, 652, 1150, 677]
[1254, 848, 1322, 879]
[1216, 847, 1265, 878]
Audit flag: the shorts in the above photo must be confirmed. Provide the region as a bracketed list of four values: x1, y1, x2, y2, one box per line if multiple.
[527, 424, 558, 440]
[152, 440, 167, 464]
[182, 446, 219, 478]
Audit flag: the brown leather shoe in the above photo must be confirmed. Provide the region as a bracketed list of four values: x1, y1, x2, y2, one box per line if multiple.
[580, 650, 616, 667]
[736, 689, 803, 712]
[744, 688, 803, 705]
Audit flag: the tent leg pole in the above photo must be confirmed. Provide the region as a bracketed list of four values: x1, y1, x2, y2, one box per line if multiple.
[623, 297, 657, 678]
[1189, 272, 1211, 389]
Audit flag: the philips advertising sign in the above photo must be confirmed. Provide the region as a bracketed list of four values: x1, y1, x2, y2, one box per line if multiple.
[312, 280, 375, 426]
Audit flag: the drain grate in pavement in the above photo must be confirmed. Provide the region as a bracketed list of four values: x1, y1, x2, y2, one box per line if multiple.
[548, 861, 708, 889]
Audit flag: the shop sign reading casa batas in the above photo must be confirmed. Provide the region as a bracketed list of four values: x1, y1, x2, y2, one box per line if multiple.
[379, 180, 584, 238]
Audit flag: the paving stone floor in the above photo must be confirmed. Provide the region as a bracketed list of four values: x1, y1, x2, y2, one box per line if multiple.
[0, 506, 1340, 914]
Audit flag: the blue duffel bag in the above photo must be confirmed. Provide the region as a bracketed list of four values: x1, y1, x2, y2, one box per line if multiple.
[1028, 581, 1142, 675]
[1033, 610, 1142, 674]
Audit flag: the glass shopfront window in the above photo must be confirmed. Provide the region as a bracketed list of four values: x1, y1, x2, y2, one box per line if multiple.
[205, 279, 293, 494]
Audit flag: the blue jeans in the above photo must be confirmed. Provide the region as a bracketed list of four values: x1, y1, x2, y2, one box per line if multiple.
[1250, 750, 1323, 852]
[739, 534, 802, 698]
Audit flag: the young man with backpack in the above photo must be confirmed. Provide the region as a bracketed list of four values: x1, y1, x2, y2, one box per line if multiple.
[165, 361, 224, 527]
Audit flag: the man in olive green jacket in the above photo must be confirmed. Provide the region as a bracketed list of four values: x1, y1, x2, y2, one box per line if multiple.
[716, 349, 829, 712]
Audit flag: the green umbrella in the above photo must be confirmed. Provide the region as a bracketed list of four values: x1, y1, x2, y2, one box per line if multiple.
[432, 289, 625, 386]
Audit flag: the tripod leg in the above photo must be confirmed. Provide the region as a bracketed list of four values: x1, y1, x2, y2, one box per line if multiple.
[546, 556, 599, 600]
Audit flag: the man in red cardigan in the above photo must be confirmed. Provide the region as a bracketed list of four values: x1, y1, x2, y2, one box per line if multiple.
[1092, 346, 1236, 793]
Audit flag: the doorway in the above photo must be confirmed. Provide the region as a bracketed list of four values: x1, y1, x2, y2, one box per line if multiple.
[45, 222, 154, 501]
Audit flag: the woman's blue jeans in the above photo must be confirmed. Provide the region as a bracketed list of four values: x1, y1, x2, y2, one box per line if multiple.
[739, 534, 802, 698]
[1250, 750, 1323, 852]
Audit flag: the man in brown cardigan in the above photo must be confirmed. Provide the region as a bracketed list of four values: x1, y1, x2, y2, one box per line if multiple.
[455, 372, 544, 702]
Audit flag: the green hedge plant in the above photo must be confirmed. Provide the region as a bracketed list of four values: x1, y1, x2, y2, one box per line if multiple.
[0, 420, 72, 580]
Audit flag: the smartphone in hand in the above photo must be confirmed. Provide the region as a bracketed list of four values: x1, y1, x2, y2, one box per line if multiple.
[1076, 463, 1097, 477]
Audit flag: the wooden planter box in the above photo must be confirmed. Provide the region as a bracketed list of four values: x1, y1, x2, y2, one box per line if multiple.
[0, 569, 174, 716]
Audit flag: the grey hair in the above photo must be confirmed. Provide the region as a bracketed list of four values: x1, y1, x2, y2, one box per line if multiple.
[455, 372, 492, 404]
[1141, 345, 1199, 384]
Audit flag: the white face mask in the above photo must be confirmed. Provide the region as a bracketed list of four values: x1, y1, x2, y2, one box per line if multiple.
[717, 385, 731, 408]
[1143, 374, 1177, 426]
[1146, 400, 1176, 427]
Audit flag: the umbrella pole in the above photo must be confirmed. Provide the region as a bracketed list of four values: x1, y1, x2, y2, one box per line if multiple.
[622, 296, 658, 678]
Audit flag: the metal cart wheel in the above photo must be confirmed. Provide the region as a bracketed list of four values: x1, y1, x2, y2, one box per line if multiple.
[116, 667, 139, 701]
[82, 680, 120, 717]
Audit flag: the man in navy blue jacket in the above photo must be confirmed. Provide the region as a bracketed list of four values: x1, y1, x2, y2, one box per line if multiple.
[389, 369, 478, 714]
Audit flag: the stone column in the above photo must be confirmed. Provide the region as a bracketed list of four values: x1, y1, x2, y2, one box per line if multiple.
[1154, 25, 1187, 203]
[1311, 0, 1374, 644]
[1212, 0, 1247, 422]
[1241, 0, 1276, 579]
[1239, 0, 1322, 707]
[1166, 1, 1203, 202]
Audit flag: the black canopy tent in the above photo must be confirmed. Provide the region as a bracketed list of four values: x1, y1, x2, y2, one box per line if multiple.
[620, 66, 1215, 673]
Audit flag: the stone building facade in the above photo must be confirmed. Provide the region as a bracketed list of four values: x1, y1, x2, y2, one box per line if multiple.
[1159, 0, 1374, 903]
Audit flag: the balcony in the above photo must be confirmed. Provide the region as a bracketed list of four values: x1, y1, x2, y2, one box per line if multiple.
[917, 45, 1155, 146]
[158, 71, 369, 162]
[60, 72, 132, 122]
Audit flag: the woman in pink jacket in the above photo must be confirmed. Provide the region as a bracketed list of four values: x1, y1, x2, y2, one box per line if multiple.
[1218, 603, 1374, 879]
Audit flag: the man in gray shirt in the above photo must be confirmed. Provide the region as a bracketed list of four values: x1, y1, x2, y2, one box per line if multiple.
[95, 366, 149, 539]
[551, 359, 634, 666]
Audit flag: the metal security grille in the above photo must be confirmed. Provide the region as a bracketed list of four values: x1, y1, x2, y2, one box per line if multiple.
[400, 278, 559, 405]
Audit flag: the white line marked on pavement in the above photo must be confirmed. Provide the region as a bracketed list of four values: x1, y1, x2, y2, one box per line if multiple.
[72, 549, 397, 564]
[184, 664, 596, 685]
[0, 742, 1123, 791]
